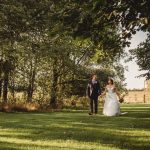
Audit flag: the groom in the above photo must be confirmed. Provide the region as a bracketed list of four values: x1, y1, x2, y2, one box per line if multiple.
[86, 74, 101, 115]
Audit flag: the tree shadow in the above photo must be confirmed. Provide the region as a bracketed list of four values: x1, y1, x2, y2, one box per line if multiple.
[0, 106, 150, 150]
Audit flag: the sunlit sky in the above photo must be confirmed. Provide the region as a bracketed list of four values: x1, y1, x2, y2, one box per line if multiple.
[122, 31, 148, 89]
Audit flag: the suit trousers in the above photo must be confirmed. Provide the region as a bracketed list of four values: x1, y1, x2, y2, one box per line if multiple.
[89, 97, 98, 114]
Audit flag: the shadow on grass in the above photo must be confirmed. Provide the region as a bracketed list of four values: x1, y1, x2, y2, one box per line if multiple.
[0, 106, 150, 150]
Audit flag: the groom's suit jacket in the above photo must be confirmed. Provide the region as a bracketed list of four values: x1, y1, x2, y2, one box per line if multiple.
[86, 80, 101, 99]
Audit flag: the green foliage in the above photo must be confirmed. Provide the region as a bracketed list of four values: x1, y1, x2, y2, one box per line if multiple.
[0, 0, 133, 106]
[63, 96, 89, 109]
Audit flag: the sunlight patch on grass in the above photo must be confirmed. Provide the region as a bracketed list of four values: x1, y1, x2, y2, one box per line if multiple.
[0, 104, 150, 150]
[0, 137, 120, 150]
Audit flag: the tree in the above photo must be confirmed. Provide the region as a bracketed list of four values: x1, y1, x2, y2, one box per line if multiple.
[0, 0, 128, 107]
[130, 33, 150, 79]
[56, 0, 150, 40]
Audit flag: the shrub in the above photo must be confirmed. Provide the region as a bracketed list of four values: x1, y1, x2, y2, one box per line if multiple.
[63, 96, 89, 109]
[0, 103, 40, 112]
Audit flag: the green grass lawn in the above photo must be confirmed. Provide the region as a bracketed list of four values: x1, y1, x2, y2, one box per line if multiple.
[0, 104, 150, 150]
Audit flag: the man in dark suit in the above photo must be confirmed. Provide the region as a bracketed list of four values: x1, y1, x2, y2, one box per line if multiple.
[86, 74, 101, 115]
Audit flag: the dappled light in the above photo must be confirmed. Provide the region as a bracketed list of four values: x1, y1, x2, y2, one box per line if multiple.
[0, 104, 150, 150]
[0, 1, 150, 149]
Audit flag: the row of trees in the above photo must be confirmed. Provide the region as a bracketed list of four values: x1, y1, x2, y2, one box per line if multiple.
[0, 0, 149, 107]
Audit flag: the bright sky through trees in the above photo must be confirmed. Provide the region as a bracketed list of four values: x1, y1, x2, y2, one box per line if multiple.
[123, 31, 148, 89]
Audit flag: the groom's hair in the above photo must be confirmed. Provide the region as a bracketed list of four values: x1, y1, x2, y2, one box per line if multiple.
[91, 74, 97, 79]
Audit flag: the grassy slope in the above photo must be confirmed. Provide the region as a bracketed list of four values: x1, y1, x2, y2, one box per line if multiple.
[0, 104, 150, 150]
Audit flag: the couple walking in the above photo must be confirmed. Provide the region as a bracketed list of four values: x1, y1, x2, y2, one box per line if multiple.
[86, 74, 121, 116]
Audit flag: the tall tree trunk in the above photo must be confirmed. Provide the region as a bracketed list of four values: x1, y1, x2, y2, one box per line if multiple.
[3, 72, 9, 103]
[0, 79, 2, 98]
[11, 74, 15, 103]
[0, 60, 3, 98]
[57, 59, 65, 98]
[3, 61, 9, 103]
[27, 84, 32, 102]
[27, 61, 36, 102]
[50, 63, 58, 108]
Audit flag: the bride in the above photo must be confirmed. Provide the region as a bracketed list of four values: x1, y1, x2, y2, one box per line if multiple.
[102, 78, 121, 116]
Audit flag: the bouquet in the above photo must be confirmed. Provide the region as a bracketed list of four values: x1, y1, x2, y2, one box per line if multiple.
[119, 91, 128, 103]
[119, 97, 124, 103]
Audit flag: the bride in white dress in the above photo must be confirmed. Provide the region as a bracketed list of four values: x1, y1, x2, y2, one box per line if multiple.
[102, 78, 121, 116]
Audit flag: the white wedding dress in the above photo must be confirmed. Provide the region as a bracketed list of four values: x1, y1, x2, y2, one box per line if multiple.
[103, 87, 121, 116]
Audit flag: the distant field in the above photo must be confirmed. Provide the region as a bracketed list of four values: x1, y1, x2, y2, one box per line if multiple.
[0, 104, 150, 150]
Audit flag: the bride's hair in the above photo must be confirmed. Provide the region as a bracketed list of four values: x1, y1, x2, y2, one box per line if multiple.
[108, 78, 114, 85]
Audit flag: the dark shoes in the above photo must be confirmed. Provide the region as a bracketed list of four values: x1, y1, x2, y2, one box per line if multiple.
[89, 112, 93, 115]
[89, 112, 97, 115]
